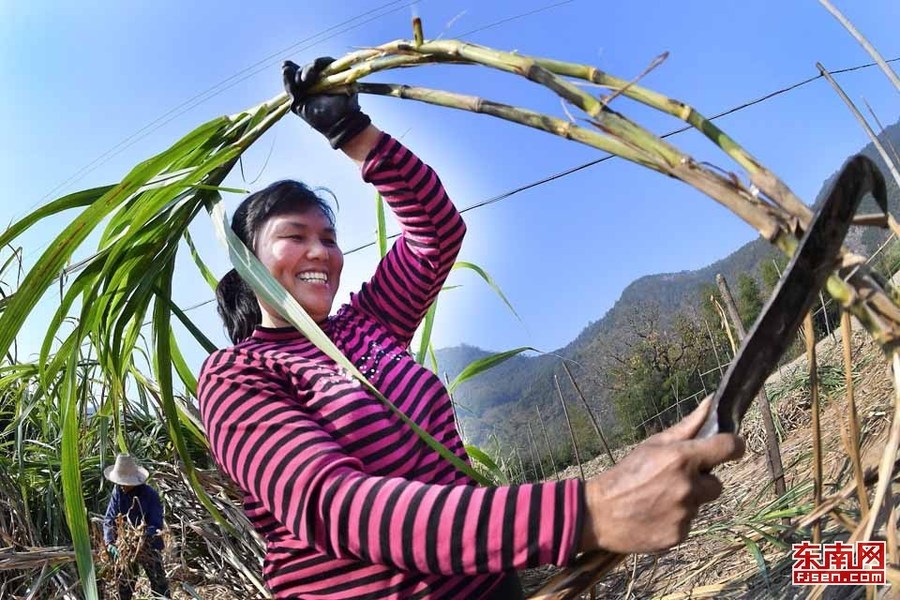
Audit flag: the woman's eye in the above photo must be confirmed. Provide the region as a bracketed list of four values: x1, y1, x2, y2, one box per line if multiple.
[323, 238, 338, 247]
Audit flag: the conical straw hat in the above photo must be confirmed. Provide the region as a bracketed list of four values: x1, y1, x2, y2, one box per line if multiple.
[103, 454, 149, 486]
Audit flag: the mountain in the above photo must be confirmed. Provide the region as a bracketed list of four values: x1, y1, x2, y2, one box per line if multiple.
[439, 119, 900, 456]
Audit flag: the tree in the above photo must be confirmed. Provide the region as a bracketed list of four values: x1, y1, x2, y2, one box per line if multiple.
[736, 273, 764, 326]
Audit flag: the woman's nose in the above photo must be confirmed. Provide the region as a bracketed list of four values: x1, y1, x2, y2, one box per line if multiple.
[306, 240, 328, 259]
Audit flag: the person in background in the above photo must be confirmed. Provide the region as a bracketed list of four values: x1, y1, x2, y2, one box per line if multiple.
[102, 453, 170, 599]
[197, 56, 744, 599]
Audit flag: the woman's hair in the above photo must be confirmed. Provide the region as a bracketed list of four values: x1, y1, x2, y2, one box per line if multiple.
[215, 180, 336, 344]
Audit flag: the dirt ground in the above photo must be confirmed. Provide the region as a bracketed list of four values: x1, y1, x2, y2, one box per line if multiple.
[522, 322, 897, 599]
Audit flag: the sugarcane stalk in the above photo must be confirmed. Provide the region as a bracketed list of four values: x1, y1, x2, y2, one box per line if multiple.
[329, 40, 900, 335]
[840, 311, 870, 520]
[269, 39, 900, 360]
[804, 313, 824, 544]
[560, 362, 615, 466]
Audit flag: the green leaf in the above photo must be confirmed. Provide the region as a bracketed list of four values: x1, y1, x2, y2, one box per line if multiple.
[375, 192, 388, 258]
[60, 347, 99, 600]
[151, 261, 234, 533]
[739, 535, 771, 592]
[183, 228, 219, 291]
[0, 185, 114, 249]
[452, 261, 522, 322]
[415, 300, 438, 366]
[0, 115, 230, 360]
[447, 347, 535, 395]
[465, 444, 508, 485]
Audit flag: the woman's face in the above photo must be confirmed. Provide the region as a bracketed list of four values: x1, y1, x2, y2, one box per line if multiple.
[254, 207, 344, 324]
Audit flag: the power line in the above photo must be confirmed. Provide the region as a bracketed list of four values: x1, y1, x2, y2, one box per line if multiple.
[27, 0, 415, 216]
[456, 0, 575, 38]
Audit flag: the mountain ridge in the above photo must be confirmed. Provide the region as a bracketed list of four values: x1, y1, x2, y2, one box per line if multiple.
[438, 120, 900, 451]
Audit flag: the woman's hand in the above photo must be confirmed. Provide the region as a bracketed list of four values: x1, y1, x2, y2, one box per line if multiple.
[282, 57, 371, 149]
[579, 397, 744, 554]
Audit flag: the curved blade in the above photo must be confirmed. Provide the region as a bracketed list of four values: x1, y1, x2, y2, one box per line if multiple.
[701, 154, 886, 437]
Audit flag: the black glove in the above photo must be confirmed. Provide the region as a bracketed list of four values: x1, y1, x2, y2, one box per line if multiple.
[282, 57, 371, 149]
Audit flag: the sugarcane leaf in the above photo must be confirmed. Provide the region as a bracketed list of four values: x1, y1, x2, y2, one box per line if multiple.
[739, 535, 771, 592]
[0, 185, 114, 249]
[375, 192, 388, 258]
[448, 347, 535, 395]
[59, 347, 98, 600]
[183, 228, 219, 291]
[465, 444, 508, 485]
[415, 300, 438, 365]
[151, 261, 234, 533]
[0, 116, 229, 360]
[163, 294, 218, 355]
[451, 262, 521, 321]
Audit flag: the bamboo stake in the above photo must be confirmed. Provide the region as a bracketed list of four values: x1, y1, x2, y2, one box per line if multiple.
[536, 405, 559, 479]
[862, 352, 900, 542]
[818, 0, 900, 92]
[560, 362, 616, 465]
[817, 62, 900, 191]
[703, 317, 727, 377]
[716, 274, 787, 500]
[840, 311, 870, 520]
[515, 447, 527, 484]
[527, 422, 547, 481]
[553, 374, 585, 481]
[804, 312, 824, 544]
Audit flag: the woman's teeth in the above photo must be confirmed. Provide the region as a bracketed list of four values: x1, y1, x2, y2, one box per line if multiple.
[297, 272, 328, 283]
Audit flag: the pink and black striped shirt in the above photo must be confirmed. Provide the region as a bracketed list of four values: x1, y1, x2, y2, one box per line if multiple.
[198, 133, 584, 599]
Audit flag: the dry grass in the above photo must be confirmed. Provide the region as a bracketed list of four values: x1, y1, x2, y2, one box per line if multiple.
[525, 324, 896, 598]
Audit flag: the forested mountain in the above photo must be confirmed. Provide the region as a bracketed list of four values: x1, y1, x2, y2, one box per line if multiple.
[438, 120, 900, 470]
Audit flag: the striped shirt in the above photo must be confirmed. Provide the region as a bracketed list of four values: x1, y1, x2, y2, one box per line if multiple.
[198, 133, 584, 599]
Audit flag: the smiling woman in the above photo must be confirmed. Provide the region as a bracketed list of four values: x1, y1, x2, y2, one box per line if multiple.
[194, 56, 744, 600]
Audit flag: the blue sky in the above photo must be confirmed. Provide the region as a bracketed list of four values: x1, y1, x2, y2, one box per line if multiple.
[2, 1, 899, 370]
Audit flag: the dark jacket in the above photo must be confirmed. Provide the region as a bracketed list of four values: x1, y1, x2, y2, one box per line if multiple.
[102, 484, 164, 551]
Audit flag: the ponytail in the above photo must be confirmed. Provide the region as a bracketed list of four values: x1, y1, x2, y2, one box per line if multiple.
[215, 269, 261, 344]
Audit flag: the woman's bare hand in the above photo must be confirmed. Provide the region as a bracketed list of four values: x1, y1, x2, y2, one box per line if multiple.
[580, 397, 745, 554]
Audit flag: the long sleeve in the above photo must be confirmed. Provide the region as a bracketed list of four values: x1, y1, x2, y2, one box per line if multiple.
[350, 133, 466, 347]
[198, 353, 583, 576]
[142, 486, 164, 542]
[103, 488, 120, 544]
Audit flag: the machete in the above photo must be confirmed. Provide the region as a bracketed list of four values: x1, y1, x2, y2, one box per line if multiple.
[530, 153, 887, 600]
[698, 153, 886, 438]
